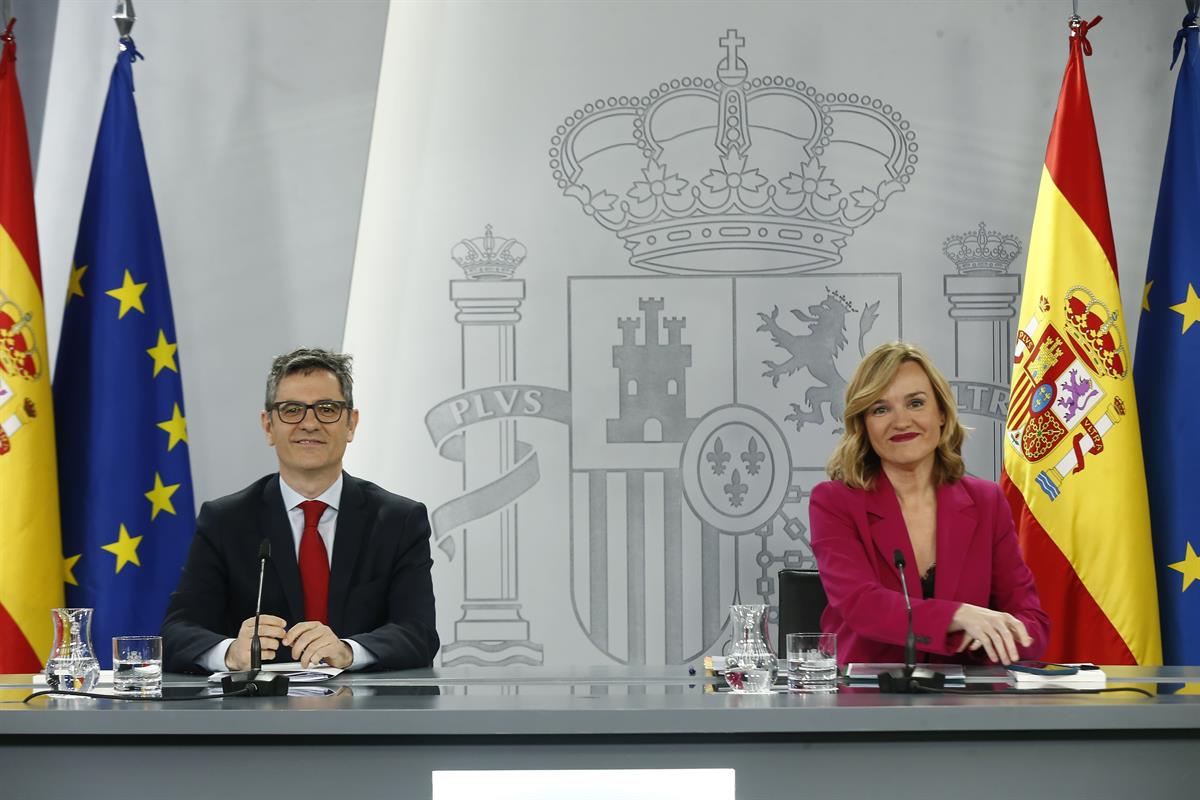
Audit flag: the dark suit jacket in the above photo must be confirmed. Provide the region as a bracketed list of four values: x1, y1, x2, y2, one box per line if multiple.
[162, 472, 439, 673]
[810, 472, 1049, 665]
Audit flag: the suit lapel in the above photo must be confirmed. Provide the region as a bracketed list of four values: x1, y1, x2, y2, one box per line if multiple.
[261, 475, 304, 622]
[933, 479, 978, 600]
[864, 472, 920, 593]
[328, 472, 366, 634]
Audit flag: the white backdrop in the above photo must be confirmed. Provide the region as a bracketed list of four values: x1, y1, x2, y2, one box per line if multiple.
[22, 0, 1182, 669]
[344, 0, 1179, 668]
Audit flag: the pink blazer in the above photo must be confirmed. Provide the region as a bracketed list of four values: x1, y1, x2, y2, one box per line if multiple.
[809, 472, 1049, 666]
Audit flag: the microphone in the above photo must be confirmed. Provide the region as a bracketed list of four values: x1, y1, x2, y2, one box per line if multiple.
[877, 548, 946, 693]
[221, 538, 290, 697]
[893, 549, 917, 671]
[250, 538, 270, 672]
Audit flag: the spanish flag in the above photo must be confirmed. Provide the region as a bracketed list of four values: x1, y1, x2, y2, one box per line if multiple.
[1001, 16, 1161, 665]
[0, 18, 64, 672]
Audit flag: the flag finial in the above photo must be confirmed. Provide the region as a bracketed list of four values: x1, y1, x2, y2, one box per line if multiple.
[113, 0, 135, 39]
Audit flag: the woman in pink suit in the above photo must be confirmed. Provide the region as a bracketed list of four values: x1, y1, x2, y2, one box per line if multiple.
[810, 341, 1049, 666]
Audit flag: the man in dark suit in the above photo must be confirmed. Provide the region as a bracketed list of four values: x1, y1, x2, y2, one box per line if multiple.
[162, 348, 439, 673]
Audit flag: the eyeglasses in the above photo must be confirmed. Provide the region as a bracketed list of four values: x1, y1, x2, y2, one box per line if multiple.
[269, 400, 349, 424]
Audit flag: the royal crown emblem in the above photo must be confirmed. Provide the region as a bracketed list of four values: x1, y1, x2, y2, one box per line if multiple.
[451, 224, 527, 280]
[1063, 285, 1127, 378]
[548, 29, 918, 275]
[942, 222, 1022, 274]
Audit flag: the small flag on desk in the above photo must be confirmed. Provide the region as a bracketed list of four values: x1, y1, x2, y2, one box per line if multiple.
[1000, 16, 1161, 665]
[1134, 12, 1200, 666]
[53, 38, 194, 667]
[0, 17, 65, 673]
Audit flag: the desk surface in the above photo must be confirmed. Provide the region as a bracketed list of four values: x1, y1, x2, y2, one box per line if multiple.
[3, 665, 1199, 738]
[5, 666, 1199, 800]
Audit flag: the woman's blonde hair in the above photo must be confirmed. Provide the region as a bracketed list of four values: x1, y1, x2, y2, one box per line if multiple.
[826, 341, 966, 489]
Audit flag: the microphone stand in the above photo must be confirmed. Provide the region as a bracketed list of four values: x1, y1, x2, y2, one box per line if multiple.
[221, 539, 290, 697]
[878, 549, 946, 693]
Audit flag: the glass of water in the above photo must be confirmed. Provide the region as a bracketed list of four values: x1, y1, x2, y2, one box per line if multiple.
[112, 636, 163, 697]
[786, 632, 837, 693]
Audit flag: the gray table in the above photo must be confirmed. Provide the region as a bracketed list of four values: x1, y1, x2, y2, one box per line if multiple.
[3, 665, 1199, 799]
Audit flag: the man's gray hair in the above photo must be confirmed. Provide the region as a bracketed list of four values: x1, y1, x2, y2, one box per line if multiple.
[265, 348, 355, 409]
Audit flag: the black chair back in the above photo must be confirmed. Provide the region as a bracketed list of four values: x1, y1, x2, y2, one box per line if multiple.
[776, 569, 829, 656]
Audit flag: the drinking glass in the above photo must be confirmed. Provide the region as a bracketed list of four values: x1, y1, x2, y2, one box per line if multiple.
[112, 635, 163, 696]
[786, 632, 837, 692]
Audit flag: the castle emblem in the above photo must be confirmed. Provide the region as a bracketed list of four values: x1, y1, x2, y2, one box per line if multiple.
[608, 298, 696, 443]
[548, 29, 918, 274]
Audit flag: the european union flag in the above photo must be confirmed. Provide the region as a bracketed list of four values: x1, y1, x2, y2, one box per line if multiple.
[1134, 14, 1200, 666]
[53, 40, 194, 667]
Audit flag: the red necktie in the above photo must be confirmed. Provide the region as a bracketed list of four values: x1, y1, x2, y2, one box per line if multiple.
[298, 500, 330, 625]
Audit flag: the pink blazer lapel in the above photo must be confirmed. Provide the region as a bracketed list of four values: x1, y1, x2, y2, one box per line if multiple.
[933, 479, 979, 600]
[863, 472, 981, 600]
[863, 472, 919, 594]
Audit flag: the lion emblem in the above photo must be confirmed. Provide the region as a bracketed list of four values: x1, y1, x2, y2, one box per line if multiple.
[757, 289, 878, 431]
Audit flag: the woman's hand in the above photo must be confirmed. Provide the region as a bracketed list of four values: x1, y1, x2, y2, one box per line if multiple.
[949, 604, 1032, 664]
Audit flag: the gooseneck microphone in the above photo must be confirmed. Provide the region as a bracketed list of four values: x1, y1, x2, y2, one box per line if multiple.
[893, 549, 918, 671]
[221, 538, 290, 697]
[249, 538, 270, 672]
[877, 548, 947, 694]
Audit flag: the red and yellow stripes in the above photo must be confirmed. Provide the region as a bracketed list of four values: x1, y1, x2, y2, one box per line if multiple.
[1002, 22, 1161, 665]
[0, 21, 63, 673]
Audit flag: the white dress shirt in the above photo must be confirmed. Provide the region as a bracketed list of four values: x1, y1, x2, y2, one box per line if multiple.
[199, 474, 376, 672]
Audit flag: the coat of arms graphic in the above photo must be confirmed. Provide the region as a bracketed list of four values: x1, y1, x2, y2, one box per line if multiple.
[1007, 286, 1130, 501]
[0, 289, 43, 456]
[425, 29, 917, 667]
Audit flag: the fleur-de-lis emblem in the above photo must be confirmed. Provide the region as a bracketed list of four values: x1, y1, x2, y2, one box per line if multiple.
[724, 469, 748, 508]
[741, 436, 765, 476]
[706, 436, 732, 475]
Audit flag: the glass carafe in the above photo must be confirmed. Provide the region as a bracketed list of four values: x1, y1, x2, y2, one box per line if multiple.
[724, 603, 777, 693]
[44, 608, 100, 692]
